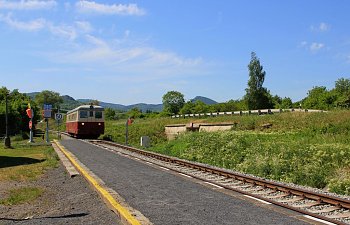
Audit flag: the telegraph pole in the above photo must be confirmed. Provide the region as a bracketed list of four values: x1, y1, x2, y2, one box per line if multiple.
[4, 92, 11, 148]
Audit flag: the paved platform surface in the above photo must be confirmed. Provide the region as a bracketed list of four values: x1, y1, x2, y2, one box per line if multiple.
[60, 139, 312, 225]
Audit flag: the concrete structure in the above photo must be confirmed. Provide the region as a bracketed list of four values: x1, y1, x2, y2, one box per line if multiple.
[165, 122, 237, 140]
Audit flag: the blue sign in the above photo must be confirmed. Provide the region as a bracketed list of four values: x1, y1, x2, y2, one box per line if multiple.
[43, 104, 52, 110]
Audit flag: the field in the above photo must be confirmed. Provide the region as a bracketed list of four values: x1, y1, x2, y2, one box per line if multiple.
[104, 110, 350, 195]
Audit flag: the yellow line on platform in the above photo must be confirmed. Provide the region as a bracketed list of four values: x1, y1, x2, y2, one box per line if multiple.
[53, 140, 141, 225]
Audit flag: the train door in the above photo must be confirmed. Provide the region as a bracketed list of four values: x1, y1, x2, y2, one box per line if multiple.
[88, 105, 94, 123]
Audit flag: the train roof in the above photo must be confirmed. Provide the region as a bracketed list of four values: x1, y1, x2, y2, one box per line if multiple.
[67, 105, 104, 114]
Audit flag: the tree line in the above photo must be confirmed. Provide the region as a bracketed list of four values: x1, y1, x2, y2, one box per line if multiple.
[162, 52, 350, 115]
[0, 89, 64, 136]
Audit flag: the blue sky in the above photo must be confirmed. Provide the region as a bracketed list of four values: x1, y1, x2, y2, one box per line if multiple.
[0, 0, 349, 104]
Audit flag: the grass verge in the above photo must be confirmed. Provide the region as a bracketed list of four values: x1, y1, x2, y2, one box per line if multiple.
[0, 187, 43, 205]
[0, 135, 59, 205]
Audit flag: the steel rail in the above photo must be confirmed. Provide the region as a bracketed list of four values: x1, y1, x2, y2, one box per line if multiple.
[92, 140, 350, 225]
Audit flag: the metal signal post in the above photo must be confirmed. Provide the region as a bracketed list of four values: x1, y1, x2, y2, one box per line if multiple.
[26, 103, 34, 143]
[125, 117, 134, 145]
[4, 93, 11, 148]
[55, 107, 62, 140]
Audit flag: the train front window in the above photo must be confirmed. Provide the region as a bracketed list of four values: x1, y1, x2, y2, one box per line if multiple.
[95, 111, 102, 119]
[89, 111, 94, 117]
[80, 111, 88, 118]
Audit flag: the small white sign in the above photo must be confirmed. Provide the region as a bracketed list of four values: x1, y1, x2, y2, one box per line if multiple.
[55, 113, 63, 120]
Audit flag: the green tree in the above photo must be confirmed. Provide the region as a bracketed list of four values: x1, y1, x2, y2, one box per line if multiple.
[162, 91, 185, 115]
[104, 108, 116, 120]
[0, 87, 38, 135]
[179, 101, 195, 114]
[280, 97, 293, 109]
[128, 107, 143, 118]
[302, 86, 336, 110]
[334, 78, 350, 108]
[193, 100, 209, 113]
[244, 52, 273, 109]
[334, 78, 350, 94]
[35, 90, 63, 109]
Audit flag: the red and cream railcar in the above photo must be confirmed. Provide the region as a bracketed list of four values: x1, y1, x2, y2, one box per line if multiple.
[66, 105, 104, 138]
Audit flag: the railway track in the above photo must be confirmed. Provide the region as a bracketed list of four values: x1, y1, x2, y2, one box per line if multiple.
[88, 140, 350, 225]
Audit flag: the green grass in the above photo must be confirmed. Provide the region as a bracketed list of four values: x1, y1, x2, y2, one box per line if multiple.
[0, 136, 59, 181]
[104, 110, 350, 195]
[0, 136, 58, 206]
[0, 187, 43, 205]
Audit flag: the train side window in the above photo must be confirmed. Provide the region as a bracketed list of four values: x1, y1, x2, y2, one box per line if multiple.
[80, 111, 88, 118]
[89, 111, 94, 117]
[95, 111, 102, 118]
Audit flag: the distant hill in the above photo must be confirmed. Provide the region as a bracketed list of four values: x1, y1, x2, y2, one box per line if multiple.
[77, 99, 163, 112]
[26, 92, 216, 112]
[191, 96, 217, 105]
[60, 95, 82, 110]
[25, 92, 40, 99]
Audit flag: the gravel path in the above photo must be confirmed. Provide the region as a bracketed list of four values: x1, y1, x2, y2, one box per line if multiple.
[0, 163, 120, 225]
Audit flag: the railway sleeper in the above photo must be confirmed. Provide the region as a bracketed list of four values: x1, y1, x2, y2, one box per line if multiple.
[228, 184, 253, 189]
[204, 176, 227, 182]
[293, 201, 323, 208]
[265, 193, 290, 199]
[251, 189, 277, 195]
[328, 211, 350, 219]
[309, 206, 342, 214]
[276, 196, 304, 203]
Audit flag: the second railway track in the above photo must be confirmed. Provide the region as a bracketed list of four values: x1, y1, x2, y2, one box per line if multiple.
[88, 139, 350, 225]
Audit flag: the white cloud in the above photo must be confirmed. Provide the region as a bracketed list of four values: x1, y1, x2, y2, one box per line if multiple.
[300, 41, 325, 53]
[311, 22, 330, 32]
[310, 42, 325, 52]
[47, 34, 204, 81]
[0, 13, 45, 31]
[48, 23, 77, 40]
[0, 0, 57, 10]
[0, 13, 94, 40]
[299, 41, 308, 48]
[319, 22, 329, 31]
[76, 1, 145, 16]
[75, 21, 93, 33]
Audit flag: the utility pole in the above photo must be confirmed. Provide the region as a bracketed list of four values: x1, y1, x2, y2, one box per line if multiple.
[4, 92, 11, 148]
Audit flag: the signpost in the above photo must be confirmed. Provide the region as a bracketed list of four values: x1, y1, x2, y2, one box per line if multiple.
[125, 117, 134, 145]
[26, 103, 34, 143]
[55, 112, 63, 139]
[43, 104, 52, 143]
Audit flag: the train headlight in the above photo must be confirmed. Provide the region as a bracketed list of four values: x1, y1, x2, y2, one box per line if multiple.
[82, 123, 85, 125]
[98, 123, 101, 126]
